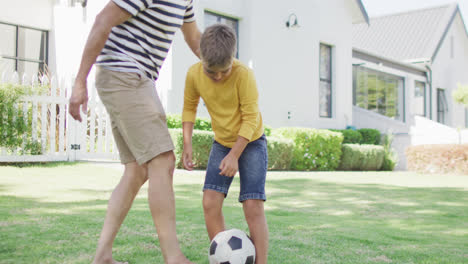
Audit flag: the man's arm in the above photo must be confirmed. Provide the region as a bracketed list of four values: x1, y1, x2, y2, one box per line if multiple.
[181, 21, 202, 59]
[69, 1, 131, 122]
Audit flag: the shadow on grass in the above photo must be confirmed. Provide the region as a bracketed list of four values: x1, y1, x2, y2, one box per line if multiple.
[1, 178, 468, 264]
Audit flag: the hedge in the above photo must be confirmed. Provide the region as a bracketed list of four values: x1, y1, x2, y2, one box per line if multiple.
[169, 129, 214, 169]
[338, 144, 385, 171]
[273, 127, 343, 171]
[330, 129, 363, 144]
[358, 128, 381, 145]
[166, 114, 212, 131]
[266, 137, 294, 170]
[406, 144, 468, 174]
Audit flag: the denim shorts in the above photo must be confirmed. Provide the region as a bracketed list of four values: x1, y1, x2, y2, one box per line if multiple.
[204, 134, 268, 202]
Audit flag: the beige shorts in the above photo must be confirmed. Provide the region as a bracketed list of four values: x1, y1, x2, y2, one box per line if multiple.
[95, 66, 174, 165]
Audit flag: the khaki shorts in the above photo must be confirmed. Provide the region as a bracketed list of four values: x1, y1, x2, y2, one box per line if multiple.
[95, 66, 174, 165]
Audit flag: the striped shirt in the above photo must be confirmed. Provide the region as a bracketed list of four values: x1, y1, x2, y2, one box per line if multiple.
[96, 0, 195, 81]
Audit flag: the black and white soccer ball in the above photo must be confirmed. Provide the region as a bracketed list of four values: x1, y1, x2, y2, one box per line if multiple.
[208, 228, 256, 264]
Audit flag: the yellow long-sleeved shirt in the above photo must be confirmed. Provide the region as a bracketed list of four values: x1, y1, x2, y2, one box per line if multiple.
[182, 59, 263, 148]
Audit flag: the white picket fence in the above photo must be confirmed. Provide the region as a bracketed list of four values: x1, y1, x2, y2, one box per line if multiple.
[0, 71, 119, 162]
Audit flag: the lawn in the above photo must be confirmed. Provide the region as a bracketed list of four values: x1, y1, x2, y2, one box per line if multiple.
[1, 162, 467, 264]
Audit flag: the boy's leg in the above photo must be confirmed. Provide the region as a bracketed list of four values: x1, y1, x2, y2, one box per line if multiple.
[238, 135, 269, 264]
[243, 200, 269, 264]
[146, 150, 193, 264]
[203, 190, 226, 240]
[93, 162, 148, 264]
[203, 141, 233, 240]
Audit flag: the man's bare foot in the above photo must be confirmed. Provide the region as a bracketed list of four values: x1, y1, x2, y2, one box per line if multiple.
[167, 254, 194, 264]
[92, 256, 128, 264]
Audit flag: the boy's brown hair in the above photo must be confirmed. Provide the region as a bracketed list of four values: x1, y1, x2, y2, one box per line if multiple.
[200, 24, 237, 69]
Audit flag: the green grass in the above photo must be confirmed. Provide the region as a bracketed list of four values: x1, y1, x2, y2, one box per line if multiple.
[1, 162, 468, 264]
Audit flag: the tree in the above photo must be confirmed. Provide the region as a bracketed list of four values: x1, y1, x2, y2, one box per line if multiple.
[453, 84, 468, 107]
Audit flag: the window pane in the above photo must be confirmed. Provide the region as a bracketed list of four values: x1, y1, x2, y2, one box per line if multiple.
[17, 28, 47, 62]
[319, 81, 331, 117]
[414, 81, 426, 116]
[0, 23, 16, 57]
[437, 89, 447, 124]
[0, 58, 16, 74]
[17, 61, 41, 78]
[320, 44, 331, 80]
[353, 66, 404, 121]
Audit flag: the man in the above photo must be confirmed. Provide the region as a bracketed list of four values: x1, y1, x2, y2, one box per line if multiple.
[68, 1, 201, 263]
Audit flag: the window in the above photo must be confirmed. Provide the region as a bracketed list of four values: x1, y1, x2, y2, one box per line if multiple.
[437, 88, 448, 124]
[353, 66, 405, 122]
[414, 81, 426, 116]
[204, 11, 239, 58]
[0, 22, 48, 77]
[319, 44, 332, 118]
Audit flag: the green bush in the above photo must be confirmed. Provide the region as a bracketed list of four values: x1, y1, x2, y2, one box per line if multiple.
[358, 128, 381, 145]
[0, 83, 46, 155]
[264, 125, 272, 136]
[267, 137, 294, 170]
[166, 114, 212, 131]
[380, 133, 398, 171]
[273, 127, 343, 171]
[330, 129, 362, 144]
[338, 144, 385, 171]
[169, 128, 214, 169]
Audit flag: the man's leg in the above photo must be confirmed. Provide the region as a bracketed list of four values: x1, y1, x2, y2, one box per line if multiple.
[243, 200, 269, 264]
[146, 150, 193, 264]
[203, 190, 226, 240]
[93, 162, 148, 264]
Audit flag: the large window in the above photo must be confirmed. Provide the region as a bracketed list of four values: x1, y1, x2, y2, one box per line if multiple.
[319, 44, 332, 118]
[414, 81, 426, 116]
[0, 22, 48, 77]
[437, 88, 448, 124]
[204, 11, 239, 58]
[353, 66, 405, 122]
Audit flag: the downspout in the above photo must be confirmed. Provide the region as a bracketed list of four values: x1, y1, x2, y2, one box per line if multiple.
[425, 64, 433, 120]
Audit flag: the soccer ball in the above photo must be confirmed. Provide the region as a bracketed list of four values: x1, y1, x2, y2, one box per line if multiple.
[208, 229, 256, 264]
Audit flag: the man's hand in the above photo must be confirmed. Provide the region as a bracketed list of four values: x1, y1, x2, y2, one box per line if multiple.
[69, 80, 88, 122]
[219, 153, 239, 177]
[183, 143, 195, 171]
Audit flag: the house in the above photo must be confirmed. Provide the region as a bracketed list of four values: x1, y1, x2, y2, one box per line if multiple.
[352, 3, 468, 169]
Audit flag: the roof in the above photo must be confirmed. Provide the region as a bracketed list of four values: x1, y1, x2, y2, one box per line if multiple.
[353, 3, 467, 62]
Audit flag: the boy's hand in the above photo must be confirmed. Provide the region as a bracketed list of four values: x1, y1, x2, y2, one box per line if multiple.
[219, 153, 238, 177]
[182, 144, 195, 171]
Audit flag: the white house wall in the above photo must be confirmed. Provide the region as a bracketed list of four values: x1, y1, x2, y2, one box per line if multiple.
[166, 0, 355, 130]
[431, 13, 468, 127]
[0, 0, 53, 29]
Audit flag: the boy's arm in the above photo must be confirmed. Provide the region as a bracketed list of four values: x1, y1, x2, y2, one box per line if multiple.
[182, 69, 200, 170]
[182, 121, 195, 170]
[219, 136, 249, 177]
[219, 69, 261, 177]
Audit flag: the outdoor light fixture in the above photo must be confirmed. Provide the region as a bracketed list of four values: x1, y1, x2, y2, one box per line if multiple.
[286, 13, 300, 28]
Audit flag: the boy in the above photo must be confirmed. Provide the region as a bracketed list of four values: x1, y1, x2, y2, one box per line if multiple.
[181, 24, 269, 264]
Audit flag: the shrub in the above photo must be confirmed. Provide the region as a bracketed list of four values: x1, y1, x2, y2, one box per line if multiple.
[330, 129, 363, 144]
[267, 137, 294, 170]
[406, 144, 468, 175]
[166, 114, 212, 131]
[273, 127, 343, 171]
[0, 83, 46, 155]
[358, 128, 381, 145]
[380, 133, 398, 171]
[264, 125, 272, 136]
[338, 144, 385, 171]
[169, 128, 214, 169]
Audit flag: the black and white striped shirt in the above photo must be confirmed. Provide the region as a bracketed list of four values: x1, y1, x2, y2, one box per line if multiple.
[96, 0, 195, 81]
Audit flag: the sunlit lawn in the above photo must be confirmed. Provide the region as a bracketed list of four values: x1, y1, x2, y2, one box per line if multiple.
[1, 162, 468, 263]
